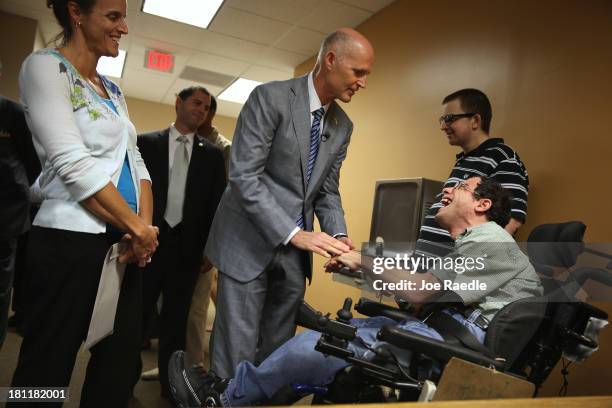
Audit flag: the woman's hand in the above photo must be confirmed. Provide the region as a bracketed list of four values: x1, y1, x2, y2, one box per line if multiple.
[131, 224, 159, 267]
[118, 234, 137, 264]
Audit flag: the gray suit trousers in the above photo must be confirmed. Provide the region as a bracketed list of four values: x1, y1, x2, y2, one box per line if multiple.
[210, 245, 306, 378]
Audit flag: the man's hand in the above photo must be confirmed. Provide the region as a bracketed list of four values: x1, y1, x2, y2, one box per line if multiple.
[336, 236, 355, 250]
[290, 230, 350, 258]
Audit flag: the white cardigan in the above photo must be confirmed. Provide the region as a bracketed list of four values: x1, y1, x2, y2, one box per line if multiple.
[20, 49, 151, 233]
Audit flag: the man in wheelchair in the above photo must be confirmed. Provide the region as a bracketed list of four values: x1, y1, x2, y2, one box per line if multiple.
[168, 175, 550, 407]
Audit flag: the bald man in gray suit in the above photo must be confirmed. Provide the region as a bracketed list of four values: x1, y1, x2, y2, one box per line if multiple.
[204, 28, 375, 378]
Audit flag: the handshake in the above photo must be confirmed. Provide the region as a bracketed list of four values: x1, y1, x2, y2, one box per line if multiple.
[117, 224, 160, 267]
[325, 250, 364, 273]
[287, 230, 365, 272]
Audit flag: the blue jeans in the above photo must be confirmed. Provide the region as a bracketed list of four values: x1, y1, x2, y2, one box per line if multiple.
[222, 310, 485, 406]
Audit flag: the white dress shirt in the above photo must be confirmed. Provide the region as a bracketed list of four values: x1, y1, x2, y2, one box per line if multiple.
[168, 124, 194, 171]
[283, 72, 335, 245]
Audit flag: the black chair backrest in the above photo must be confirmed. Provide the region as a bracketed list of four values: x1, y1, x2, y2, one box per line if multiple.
[484, 296, 547, 369]
[527, 222, 586, 268]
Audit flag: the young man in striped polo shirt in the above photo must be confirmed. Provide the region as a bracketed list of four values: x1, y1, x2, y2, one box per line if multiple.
[417, 88, 529, 257]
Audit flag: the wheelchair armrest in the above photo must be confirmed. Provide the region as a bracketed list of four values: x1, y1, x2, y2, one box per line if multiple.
[378, 325, 506, 370]
[572, 267, 612, 297]
[355, 298, 412, 322]
[573, 299, 609, 320]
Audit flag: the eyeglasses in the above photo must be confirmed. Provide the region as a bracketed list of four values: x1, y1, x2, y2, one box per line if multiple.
[453, 181, 480, 198]
[453, 181, 481, 200]
[439, 113, 476, 126]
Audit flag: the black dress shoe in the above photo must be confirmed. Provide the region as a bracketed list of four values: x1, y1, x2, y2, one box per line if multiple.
[168, 351, 229, 408]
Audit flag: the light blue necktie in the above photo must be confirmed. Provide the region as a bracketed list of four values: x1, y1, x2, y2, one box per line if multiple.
[164, 135, 189, 227]
[296, 107, 325, 229]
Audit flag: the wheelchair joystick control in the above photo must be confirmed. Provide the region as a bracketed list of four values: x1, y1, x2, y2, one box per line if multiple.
[337, 298, 353, 323]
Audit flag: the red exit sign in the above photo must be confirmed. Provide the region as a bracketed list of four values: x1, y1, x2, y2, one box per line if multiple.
[144, 49, 175, 73]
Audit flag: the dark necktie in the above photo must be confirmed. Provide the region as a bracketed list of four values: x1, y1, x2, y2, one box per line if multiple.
[296, 107, 325, 229]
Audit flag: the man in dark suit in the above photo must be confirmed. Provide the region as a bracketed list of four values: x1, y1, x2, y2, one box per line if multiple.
[0, 56, 41, 349]
[0, 92, 40, 350]
[201, 28, 375, 378]
[136, 86, 226, 397]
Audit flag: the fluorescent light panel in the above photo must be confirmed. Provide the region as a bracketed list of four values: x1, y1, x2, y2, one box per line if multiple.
[142, 0, 224, 29]
[219, 78, 262, 104]
[97, 49, 127, 78]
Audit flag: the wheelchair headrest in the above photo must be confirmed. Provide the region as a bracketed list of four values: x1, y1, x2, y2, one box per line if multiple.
[484, 296, 547, 369]
[527, 222, 586, 268]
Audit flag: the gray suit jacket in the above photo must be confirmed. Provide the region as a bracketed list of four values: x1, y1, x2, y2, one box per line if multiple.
[205, 75, 353, 282]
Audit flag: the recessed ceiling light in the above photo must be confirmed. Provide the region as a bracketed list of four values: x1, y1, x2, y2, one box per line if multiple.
[97, 49, 127, 78]
[218, 78, 263, 104]
[142, 0, 224, 29]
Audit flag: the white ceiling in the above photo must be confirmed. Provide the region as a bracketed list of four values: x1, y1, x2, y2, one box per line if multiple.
[1, 0, 395, 117]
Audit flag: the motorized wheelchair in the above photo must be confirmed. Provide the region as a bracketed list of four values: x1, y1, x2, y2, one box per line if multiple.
[287, 221, 611, 404]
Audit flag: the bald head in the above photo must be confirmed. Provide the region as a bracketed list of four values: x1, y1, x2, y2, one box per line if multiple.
[314, 28, 374, 105]
[317, 28, 374, 64]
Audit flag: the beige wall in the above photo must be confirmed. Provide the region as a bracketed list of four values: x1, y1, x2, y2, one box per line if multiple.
[126, 96, 236, 138]
[0, 12, 38, 100]
[297, 0, 612, 397]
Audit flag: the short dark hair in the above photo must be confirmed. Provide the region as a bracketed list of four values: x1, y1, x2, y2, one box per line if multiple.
[47, 0, 96, 45]
[443, 88, 492, 134]
[209, 94, 217, 115]
[177, 86, 210, 101]
[473, 176, 512, 227]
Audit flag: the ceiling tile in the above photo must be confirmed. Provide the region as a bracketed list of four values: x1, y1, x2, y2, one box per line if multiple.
[179, 66, 234, 88]
[225, 0, 323, 25]
[256, 48, 308, 72]
[133, 11, 204, 50]
[216, 100, 245, 118]
[241, 65, 293, 83]
[333, 0, 396, 13]
[209, 6, 293, 46]
[186, 52, 249, 77]
[299, 1, 372, 33]
[195, 30, 268, 63]
[274, 27, 324, 56]
[123, 41, 147, 70]
[120, 67, 176, 102]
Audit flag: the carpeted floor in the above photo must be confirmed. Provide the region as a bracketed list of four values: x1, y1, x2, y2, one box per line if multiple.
[0, 308, 213, 408]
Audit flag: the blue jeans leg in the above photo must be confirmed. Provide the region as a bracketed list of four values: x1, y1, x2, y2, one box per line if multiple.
[223, 316, 399, 406]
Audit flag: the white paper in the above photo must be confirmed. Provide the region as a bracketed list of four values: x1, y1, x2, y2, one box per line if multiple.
[84, 243, 126, 350]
